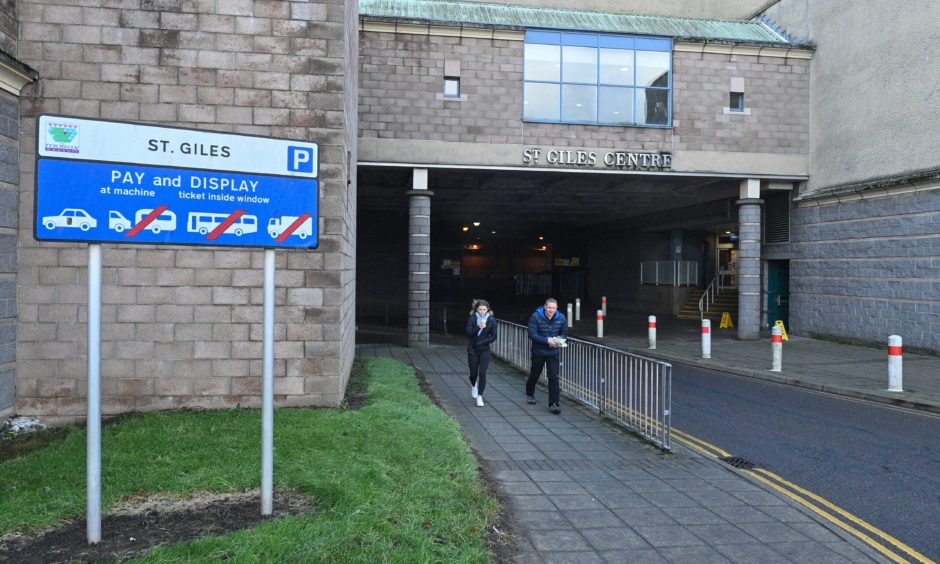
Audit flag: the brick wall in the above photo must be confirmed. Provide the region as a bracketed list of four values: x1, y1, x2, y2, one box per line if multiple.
[16, 0, 357, 423]
[0, 92, 17, 417]
[790, 188, 940, 352]
[359, 31, 809, 155]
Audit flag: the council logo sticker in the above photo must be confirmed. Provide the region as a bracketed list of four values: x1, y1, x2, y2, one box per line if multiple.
[45, 122, 80, 154]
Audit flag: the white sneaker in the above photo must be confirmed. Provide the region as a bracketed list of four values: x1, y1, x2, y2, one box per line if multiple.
[476, 395, 484, 407]
[471, 385, 478, 398]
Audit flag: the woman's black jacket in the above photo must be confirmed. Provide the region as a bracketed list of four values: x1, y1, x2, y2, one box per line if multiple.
[466, 315, 497, 353]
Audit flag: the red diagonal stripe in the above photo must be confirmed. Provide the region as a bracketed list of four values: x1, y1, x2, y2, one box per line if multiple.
[125, 205, 169, 238]
[206, 210, 246, 240]
[275, 213, 313, 242]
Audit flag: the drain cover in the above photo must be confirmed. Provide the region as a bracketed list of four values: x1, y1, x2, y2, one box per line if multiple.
[720, 456, 756, 470]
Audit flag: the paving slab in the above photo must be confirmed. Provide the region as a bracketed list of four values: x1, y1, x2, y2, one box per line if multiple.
[357, 343, 891, 563]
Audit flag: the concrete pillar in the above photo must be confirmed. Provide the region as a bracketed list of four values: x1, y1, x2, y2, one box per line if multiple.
[737, 179, 763, 340]
[670, 229, 683, 261]
[407, 169, 433, 348]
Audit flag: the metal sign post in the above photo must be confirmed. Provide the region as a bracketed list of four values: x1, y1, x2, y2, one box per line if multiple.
[87, 244, 102, 544]
[261, 249, 275, 515]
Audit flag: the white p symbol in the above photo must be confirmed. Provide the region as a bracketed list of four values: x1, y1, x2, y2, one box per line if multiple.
[288, 146, 314, 173]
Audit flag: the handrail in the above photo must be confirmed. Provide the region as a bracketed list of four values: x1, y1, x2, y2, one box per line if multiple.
[491, 319, 672, 450]
[698, 274, 720, 319]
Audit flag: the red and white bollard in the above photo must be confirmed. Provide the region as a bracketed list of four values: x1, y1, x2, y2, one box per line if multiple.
[771, 326, 783, 372]
[648, 315, 657, 349]
[701, 319, 711, 359]
[575, 298, 581, 321]
[596, 310, 604, 338]
[567, 303, 573, 327]
[888, 335, 903, 392]
[601, 296, 607, 318]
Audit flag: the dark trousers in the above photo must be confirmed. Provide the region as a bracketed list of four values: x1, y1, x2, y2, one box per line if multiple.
[468, 349, 491, 395]
[527, 354, 560, 405]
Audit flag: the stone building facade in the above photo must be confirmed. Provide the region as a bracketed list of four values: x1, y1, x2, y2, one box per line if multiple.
[761, 0, 940, 351]
[3, 0, 936, 424]
[357, 4, 812, 345]
[11, 0, 358, 423]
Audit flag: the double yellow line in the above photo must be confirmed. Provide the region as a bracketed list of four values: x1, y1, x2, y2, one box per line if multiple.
[671, 428, 934, 564]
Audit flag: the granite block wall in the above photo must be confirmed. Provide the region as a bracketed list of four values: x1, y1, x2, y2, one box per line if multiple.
[790, 187, 940, 351]
[359, 31, 810, 155]
[0, 92, 16, 417]
[15, 0, 357, 423]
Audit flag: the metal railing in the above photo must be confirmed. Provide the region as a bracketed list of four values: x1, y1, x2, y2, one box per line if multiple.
[698, 271, 736, 318]
[640, 260, 697, 286]
[491, 320, 671, 450]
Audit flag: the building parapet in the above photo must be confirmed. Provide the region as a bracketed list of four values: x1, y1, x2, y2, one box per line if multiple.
[795, 167, 940, 206]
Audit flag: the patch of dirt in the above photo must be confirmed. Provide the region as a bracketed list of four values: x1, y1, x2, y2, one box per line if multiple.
[413, 367, 520, 563]
[0, 424, 70, 464]
[342, 361, 369, 410]
[0, 489, 315, 563]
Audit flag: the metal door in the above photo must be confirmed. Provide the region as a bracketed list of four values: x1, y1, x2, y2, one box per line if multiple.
[766, 260, 790, 328]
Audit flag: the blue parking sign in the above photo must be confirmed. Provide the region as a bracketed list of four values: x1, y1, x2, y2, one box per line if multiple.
[35, 115, 319, 249]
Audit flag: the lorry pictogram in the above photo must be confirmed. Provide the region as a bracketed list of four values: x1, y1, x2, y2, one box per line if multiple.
[268, 215, 313, 240]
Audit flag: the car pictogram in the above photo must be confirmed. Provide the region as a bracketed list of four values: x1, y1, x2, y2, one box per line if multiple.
[42, 208, 97, 231]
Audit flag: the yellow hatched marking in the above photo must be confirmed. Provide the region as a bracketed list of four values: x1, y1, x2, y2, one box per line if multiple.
[752, 468, 933, 564]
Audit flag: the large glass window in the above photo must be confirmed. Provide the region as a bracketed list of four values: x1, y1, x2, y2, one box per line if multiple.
[523, 31, 672, 127]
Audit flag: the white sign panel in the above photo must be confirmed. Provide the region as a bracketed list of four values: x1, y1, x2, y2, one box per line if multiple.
[38, 115, 318, 178]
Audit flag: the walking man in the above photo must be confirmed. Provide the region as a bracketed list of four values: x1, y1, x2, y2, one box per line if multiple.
[526, 298, 568, 414]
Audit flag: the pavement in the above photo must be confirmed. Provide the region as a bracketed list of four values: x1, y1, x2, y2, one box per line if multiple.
[355, 310, 940, 562]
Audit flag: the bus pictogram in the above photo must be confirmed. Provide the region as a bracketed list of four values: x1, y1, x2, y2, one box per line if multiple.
[187, 211, 258, 238]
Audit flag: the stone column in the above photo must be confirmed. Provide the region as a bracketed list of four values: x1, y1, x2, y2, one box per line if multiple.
[407, 169, 433, 348]
[737, 179, 763, 340]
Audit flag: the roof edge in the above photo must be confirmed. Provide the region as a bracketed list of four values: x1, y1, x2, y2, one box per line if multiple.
[359, 0, 811, 46]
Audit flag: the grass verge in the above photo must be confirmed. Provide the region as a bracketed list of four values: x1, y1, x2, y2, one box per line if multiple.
[0, 357, 499, 562]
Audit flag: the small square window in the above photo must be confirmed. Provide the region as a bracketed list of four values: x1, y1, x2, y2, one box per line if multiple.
[444, 77, 460, 98]
[730, 92, 744, 112]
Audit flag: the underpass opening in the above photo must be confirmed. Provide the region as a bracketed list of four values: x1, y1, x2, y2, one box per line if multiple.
[357, 165, 747, 340]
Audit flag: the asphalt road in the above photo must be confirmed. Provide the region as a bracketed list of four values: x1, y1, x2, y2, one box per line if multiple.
[671, 363, 940, 562]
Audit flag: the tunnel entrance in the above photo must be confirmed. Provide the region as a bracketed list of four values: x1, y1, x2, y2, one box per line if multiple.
[356, 166, 743, 334]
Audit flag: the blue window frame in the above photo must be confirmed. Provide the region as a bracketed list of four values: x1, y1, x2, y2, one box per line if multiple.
[523, 30, 672, 127]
